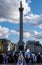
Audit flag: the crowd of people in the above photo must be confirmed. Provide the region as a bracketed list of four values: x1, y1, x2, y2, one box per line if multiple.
[0, 49, 42, 64]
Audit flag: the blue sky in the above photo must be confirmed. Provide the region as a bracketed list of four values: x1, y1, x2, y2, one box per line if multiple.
[30, 0, 42, 14]
[0, 0, 42, 44]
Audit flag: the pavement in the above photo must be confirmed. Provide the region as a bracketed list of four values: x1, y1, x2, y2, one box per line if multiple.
[0, 64, 42, 65]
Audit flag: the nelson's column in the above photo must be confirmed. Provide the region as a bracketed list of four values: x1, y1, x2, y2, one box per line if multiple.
[18, 1, 25, 51]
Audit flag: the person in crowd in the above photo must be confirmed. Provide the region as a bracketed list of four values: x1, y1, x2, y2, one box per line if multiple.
[41, 55, 42, 63]
[32, 53, 36, 63]
[8, 53, 14, 63]
[8, 54, 11, 63]
[2, 52, 8, 63]
[0, 53, 3, 63]
[5, 53, 8, 63]
[2, 52, 6, 63]
[37, 52, 41, 63]
[14, 52, 18, 63]
[17, 52, 26, 65]
[25, 49, 31, 63]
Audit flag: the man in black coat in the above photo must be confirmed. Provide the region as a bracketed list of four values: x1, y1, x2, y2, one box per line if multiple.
[0, 53, 3, 63]
[37, 52, 41, 63]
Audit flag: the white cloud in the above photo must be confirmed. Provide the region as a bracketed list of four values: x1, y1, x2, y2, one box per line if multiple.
[38, 24, 42, 29]
[11, 30, 19, 35]
[24, 14, 42, 28]
[0, 0, 42, 29]
[10, 29, 42, 40]
[0, 26, 42, 42]
[0, 0, 31, 23]
[23, 31, 31, 38]
[23, 30, 42, 40]
[29, 30, 42, 39]
[0, 26, 19, 38]
[0, 26, 9, 38]
[10, 30, 32, 38]
[24, 14, 40, 22]
[0, 26, 19, 39]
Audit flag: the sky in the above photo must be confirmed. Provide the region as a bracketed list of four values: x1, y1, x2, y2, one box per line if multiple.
[0, 0, 42, 44]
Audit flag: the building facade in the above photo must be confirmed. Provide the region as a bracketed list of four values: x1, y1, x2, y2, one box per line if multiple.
[26, 40, 42, 54]
[0, 39, 14, 52]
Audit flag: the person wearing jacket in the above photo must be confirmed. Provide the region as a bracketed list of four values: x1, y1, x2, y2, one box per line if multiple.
[17, 52, 26, 65]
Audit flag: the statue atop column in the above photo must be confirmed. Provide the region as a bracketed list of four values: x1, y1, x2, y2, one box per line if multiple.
[20, 1, 22, 7]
